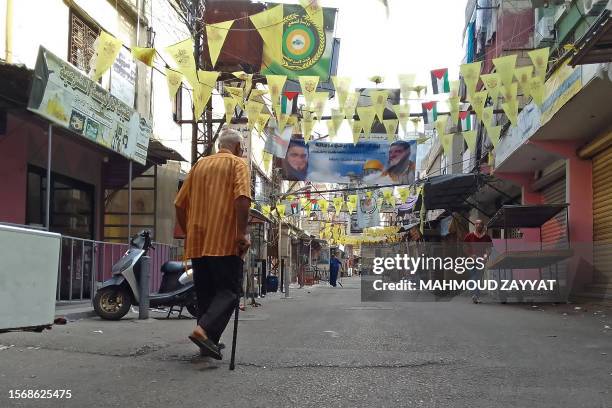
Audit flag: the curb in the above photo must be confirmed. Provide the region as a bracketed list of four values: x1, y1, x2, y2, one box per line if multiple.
[55, 309, 97, 320]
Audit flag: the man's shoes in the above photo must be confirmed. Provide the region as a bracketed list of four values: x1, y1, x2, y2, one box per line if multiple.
[472, 296, 481, 304]
[189, 332, 222, 360]
[199, 342, 225, 358]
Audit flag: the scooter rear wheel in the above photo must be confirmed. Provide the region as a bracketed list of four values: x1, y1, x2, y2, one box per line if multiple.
[93, 286, 132, 320]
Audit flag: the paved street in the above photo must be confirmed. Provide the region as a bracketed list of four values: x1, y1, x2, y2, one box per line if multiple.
[1, 277, 612, 408]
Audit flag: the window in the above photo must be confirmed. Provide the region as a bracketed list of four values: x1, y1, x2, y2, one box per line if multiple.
[27, 165, 95, 239]
[68, 10, 100, 73]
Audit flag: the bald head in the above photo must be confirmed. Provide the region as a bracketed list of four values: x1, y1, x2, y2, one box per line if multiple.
[218, 127, 243, 156]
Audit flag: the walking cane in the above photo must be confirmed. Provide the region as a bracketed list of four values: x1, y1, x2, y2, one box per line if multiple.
[229, 301, 239, 370]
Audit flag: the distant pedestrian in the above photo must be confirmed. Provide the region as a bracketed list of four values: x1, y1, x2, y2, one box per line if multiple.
[329, 254, 343, 287]
[464, 219, 493, 304]
[175, 127, 251, 359]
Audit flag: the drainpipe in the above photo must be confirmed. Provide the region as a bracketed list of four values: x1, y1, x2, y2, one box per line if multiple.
[5, 0, 13, 63]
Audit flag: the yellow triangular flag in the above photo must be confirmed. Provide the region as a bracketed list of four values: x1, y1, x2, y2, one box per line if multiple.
[318, 199, 329, 213]
[255, 113, 270, 135]
[486, 125, 502, 148]
[392, 104, 410, 134]
[275, 107, 290, 133]
[299, 76, 320, 107]
[262, 205, 271, 217]
[502, 102, 518, 126]
[225, 86, 244, 109]
[398, 187, 410, 203]
[343, 92, 360, 119]
[398, 73, 416, 101]
[514, 66, 534, 97]
[460, 61, 482, 98]
[166, 38, 198, 89]
[493, 54, 517, 87]
[92, 31, 122, 81]
[410, 117, 421, 133]
[333, 197, 344, 216]
[331, 109, 345, 131]
[332, 76, 352, 109]
[231, 72, 254, 96]
[198, 70, 219, 88]
[434, 116, 448, 137]
[262, 152, 272, 171]
[482, 106, 494, 128]
[500, 82, 518, 109]
[326, 120, 337, 139]
[450, 80, 460, 98]
[470, 90, 488, 119]
[246, 100, 264, 131]
[299, 0, 324, 30]
[383, 119, 399, 142]
[346, 199, 356, 215]
[357, 106, 376, 137]
[480, 73, 501, 102]
[250, 5, 284, 63]
[376, 197, 384, 211]
[440, 133, 453, 158]
[350, 120, 362, 145]
[463, 130, 478, 152]
[206, 20, 234, 67]
[266, 74, 287, 106]
[370, 90, 388, 122]
[448, 96, 460, 124]
[193, 83, 212, 120]
[302, 114, 315, 143]
[528, 47, 550, 80]
[249, 89, 268, 101]
[223, 96, 237, 124]
[312, 91, 328, 120]
[530, 76, 545, 106]
[276, 204, 286, 218]
[165, 68, 182, 103]
[383, 189, 395, 207]
[131, 46, 155, 66]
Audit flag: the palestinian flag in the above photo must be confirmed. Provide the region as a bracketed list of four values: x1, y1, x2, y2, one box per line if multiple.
[459, 110, 472, 131]
[431, 68, 450, 94]
[422, 101, 437, 125]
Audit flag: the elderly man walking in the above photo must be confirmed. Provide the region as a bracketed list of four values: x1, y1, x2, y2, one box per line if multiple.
[175, 127, 251, 359]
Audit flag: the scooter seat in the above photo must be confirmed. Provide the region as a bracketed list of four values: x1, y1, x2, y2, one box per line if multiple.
[161, 261, 186, 275]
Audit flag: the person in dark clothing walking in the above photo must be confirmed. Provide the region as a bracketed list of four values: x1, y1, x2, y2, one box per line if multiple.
[174, 128, 251, 359]
[329, 254, 343, 287]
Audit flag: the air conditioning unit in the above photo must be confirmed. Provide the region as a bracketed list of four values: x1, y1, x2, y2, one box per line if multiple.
[584, 0, 610, 15]
[535, 15, 556, 46]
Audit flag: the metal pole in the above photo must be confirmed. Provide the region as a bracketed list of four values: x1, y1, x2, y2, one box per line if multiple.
[128, 160, 132, 242]
[139, 255, 150, 319]
[45, 124, 52, 230]
[278, 218, 282, 292]
[191, 0, 200, 165]
[285, 234, 291, 297]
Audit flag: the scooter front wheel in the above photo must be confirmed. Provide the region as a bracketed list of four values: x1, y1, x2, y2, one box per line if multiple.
[93, 286, 132, 320]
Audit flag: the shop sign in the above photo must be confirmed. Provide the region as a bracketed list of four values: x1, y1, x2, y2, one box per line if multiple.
[27, 47, 150, 165]
[540, 62, 582, 126]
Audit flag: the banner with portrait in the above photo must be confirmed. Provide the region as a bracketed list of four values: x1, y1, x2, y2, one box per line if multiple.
[283, 140, 417, 184]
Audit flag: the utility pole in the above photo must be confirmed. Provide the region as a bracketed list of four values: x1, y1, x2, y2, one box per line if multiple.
[191, 0, 200, 166]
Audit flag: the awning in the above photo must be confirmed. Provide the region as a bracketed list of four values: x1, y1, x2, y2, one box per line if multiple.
[569, 7, 612, 66]
[249, 208, 272, 224]
[416, 173, 482, 211]
[0, 62, 32, 108]
[487, 204, 568, 229]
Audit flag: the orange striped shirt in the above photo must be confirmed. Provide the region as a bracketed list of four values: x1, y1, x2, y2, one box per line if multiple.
[174, 149, 251, 258]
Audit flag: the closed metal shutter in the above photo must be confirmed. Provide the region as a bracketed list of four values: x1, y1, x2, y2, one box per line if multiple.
[541, 178, 568, 247]
[593, 146, 612, 280]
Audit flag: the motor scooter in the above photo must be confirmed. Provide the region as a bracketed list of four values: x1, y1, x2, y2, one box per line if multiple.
[93, 230, 198, 320]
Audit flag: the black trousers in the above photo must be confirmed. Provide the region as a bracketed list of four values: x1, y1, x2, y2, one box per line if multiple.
[192, 256, 243, 344]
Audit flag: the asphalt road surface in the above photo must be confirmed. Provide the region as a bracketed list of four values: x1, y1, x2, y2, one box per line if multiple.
[1, 277, 611, 408]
